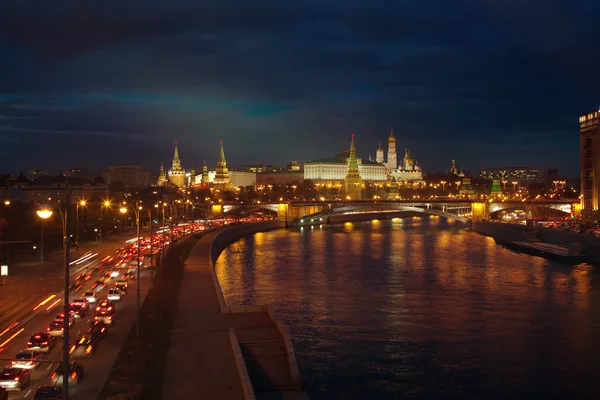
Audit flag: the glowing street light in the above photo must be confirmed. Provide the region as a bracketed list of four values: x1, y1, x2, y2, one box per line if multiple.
[36, 206, 53, 264]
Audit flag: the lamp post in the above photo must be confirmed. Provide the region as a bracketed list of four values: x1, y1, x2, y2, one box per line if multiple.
[37, 200, 70, 400]
[36, 209, 52, 263]
[100, 200, 110, 241]
[120, 203, 142, 337]
[75, 200, 86, 248]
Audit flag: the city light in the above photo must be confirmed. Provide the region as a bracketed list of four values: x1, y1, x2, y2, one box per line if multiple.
[37, 207, 53, 219]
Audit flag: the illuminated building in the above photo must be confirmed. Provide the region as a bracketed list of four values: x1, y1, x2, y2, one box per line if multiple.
[344, 134, 363, 200]
[201, 161, 210, 187]
[376, 143, 385, 164]
[580, 109, 600, 221]
[459, 177, 476, 199]
[385, 129, 397, 170]
[450, 159, 458, 175]
[391, 148, 423, 182]
[490, 179, 502, 196]
[157, 163, 167, 186]
[479, 167, 543, 183]
[168, 142, 186, 188]
[212, 140, 234, 190]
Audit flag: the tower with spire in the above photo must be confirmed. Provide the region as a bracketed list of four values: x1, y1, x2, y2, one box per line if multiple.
[450, 158, 458, 175]
[189, 165, 196, 186]
[376, 143, 385, 164]
[201, 160, 210, 187]
[213, 140, 233, 190]
[168, 141, 186, 187]
[386, 128, 397, 170]
[157, 162, 167, 186]
[344, 134, 363, 200]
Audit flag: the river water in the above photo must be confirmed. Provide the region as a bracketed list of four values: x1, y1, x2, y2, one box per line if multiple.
[215, 217, 600, 399]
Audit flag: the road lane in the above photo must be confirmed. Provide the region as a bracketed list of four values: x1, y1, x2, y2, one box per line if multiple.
[0, 259, 154, 399]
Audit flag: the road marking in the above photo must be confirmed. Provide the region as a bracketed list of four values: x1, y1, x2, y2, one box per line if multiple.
[40, 278, 44, 280]
[7, 295, 10, 298]
[24, 389, 31, 398]
[46, 363, 53, 370]
[19, 288, 23, 291]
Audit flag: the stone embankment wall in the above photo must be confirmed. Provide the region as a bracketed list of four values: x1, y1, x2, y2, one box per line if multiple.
[471, 222, 531, 243]
[536, 227, 600, 263]
[325, 211, 469, 225]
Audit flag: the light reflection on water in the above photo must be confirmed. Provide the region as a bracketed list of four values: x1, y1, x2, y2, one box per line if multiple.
[215, 219, 600, 399]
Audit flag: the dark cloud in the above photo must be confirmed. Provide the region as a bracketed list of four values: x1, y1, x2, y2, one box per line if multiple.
[1, 0, 599, 176]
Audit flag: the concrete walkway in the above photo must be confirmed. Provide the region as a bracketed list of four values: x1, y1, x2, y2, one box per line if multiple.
[162, 231, 280, 400]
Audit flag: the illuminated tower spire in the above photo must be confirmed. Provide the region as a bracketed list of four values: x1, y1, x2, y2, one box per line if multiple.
[376, 142, 384, 164]
[201, 160, 210, 186]
[386, 128, 397, 170]
[450, 158, 458, 175]
[213, 140, 233, 190]
[168, 140, 186, 187]
[345, 134, 363, 200]
[157, 162, 167, 186]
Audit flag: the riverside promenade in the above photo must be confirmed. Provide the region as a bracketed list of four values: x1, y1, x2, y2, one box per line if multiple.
[162, 221, 307, 400]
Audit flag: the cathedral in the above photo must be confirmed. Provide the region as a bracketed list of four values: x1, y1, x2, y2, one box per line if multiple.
[376, 129, 423, 182]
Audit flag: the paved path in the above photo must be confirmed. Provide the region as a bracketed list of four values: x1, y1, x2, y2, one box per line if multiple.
[162, 231, 280, 400]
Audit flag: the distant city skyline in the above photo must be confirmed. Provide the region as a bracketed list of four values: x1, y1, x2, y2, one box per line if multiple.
[2, 2, 598, 177]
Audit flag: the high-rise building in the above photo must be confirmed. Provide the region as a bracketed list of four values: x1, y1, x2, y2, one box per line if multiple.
[213, 141, 233, 190]
[580, 109, 600, 221]
[168, 142, 186, 188]
[345, 134, 363, 200]
[386, 129, 397, 170]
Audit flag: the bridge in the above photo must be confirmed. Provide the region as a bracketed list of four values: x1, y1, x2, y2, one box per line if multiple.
[217, 199, 578, 226]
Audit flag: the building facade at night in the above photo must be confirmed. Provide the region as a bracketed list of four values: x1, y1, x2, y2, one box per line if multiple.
[107, 164, 151, 188]
[478, 167, 543, 183]
[580, 109, 600, 221]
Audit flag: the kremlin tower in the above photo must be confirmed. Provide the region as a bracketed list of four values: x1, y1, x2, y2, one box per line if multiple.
[376, 143, 384, 164]
[201, 161, 210, 187]
[386, 128, 397, 170]
[344, 134, 363, 200]
[212, 141, 233, 190]
[168, 141, 186, 188]
[157, 162, 167, 186]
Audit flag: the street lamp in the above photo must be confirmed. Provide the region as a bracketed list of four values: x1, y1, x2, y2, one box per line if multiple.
[37, 201, 70, 400]
[75, 200, 86, 248]
[120, 203, 143, 337]
[100, 200, 111, 241]
[36, 207, 53, 263]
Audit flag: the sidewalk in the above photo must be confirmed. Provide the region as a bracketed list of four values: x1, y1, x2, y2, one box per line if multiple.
[162, 232, 281, 400]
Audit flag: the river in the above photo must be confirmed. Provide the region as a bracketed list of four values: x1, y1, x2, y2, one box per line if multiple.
[215, 217, 600, 399]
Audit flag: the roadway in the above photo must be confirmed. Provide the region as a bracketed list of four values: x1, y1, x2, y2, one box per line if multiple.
[0, 231, 155, 399]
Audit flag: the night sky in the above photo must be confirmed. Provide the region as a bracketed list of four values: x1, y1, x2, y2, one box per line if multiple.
[2, 1, 600, 177]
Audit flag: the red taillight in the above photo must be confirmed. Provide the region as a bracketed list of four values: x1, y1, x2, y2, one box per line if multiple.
[27, 342, 32, 345]
[42, 342, 48, 345]
[51, 372, 57, 380]
[14, 377, 19, 382]
[70, 371, 77, 380]
[11, 361, 16, 365]
[69, 345, 75, 354]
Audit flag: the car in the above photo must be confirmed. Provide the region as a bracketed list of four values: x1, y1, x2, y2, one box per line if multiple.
[83, 291, 98, 303]
[27, 333, 53, 353]
[68, 303, 86, 319]
[11, 350, 42, 370]
[33, 385, 63, 400]
[109, 269, 121, 278]
[115, 280, 128, 292]
[88, 320, 108, 340]
[95, 299, 113, 312]
[69, 334, 96, 358]
[47, 322, 66, 338]
[95, 308, 114, 326]
[107, 288, 121, 301]
[71, 298, 89, 311]
[92, 280, 106, 290]
[50, 362, 83, 386]
[54, 314, 74, 327]
[0, 367, 31, 391]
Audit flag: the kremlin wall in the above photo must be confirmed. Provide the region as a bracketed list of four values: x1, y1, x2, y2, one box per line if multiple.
[154, 129, 438, 201]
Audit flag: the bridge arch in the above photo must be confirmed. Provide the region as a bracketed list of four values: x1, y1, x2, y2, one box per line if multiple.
[293, 203, 470, 225]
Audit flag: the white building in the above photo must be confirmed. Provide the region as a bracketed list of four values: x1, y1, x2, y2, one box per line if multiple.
[304, 151, 387, 182]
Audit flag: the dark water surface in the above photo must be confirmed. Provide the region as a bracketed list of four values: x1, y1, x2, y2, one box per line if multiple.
[215, 218, 600, 399]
